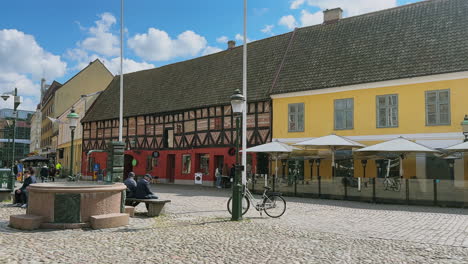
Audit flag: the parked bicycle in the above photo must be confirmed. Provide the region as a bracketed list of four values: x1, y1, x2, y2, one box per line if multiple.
[383, 175, 401, 191]
[227, 184, 286, 218]
[67, 173, 81, 182]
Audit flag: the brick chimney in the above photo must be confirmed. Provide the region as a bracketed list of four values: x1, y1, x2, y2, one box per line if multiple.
[227, 40, 236, 50]
[323, 8, 343, 24]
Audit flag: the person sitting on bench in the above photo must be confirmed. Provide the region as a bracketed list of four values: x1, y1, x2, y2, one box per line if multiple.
[124, 172, 137, 198]
[135, 174, 159, 199]
[14, 169, 36, 208]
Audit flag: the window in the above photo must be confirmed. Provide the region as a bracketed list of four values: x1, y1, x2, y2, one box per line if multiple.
[163, 128, 174, 148]
[425, 89, 450, 126]
[146, 156, 153, 171]
[376, 94, 398, 128]
[182, 154, 191, 174]
[334, 98, 354, 130]
[288, 103, 304, 132]
[214, 117, 222, 130]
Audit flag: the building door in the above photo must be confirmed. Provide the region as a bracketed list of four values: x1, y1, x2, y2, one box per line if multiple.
[214, 155, 224, 181]
[124, 154, 134, 180]
[167, 154, 176, 183]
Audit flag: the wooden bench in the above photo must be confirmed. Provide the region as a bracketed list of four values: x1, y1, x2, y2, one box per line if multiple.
[125, 198, 171, 217]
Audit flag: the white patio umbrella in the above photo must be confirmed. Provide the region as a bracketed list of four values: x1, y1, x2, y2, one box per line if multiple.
[244, 140, 296, 186]
[294, 134, 366, 176]
[445, 141, 468, 152]
[355, 137, 439, 178]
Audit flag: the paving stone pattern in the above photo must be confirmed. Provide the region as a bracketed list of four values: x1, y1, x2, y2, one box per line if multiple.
[1, 184, 468, 263]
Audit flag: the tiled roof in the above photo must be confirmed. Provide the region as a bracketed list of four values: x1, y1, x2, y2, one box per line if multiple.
[271, 0, 468, 94]
[82, 32, 293, 122]
[83, 0, 468, 123]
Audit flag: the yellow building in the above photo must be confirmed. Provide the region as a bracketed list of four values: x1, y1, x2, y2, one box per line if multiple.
[57, 94, 100, 177]
[269, 1, 468, 188]
[55, 59, 113, 174]
[40, 81, 62, 157]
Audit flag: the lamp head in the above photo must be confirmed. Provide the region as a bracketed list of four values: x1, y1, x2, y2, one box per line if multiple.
[461, 115, 468, 134]
[361, 159, 368, 166]
[1, 95, 9, 101]
[67, 107, 80, 130]
[315, 158, 321, 166]
[230, 89, 245, 114]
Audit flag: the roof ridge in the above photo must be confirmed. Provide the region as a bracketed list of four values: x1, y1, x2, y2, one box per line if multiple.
[297, 0, 443, 31]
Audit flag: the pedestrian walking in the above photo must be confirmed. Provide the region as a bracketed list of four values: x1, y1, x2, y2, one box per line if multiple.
[215, 167, 222, 188]
[40, 165, 49, 183]
[49, 165, 56, 182]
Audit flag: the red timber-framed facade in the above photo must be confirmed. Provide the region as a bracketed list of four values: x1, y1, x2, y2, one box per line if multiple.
[80, 31, 293, 185]
[81, 101, 272, 185]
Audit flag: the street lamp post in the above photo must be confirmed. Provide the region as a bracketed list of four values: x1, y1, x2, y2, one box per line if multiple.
[461, 115, 468, 142]
[67, 107, 79, 180]
[230, 89, 245, 221]
[1, 88, 21, 188]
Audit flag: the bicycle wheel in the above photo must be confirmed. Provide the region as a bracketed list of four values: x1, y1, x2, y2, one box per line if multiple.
[263, 195, 286, 218]
[227, 196, 250, 216]
[383, 179, 389, 190]
[393, 180, 401, 192]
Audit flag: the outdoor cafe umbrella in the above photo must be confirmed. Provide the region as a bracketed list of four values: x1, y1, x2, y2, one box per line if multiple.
[294, 134, 366, 176]
[20, 155, 49, 162]
[445, 141, 468, 152]
[244, 140, 296, 186]
[355, 137, 439, 178]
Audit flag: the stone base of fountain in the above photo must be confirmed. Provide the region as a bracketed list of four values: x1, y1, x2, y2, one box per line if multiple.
[9, 182, 129, 230]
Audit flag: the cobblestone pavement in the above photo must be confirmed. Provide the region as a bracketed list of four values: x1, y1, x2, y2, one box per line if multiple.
[1, 183, 468, 263]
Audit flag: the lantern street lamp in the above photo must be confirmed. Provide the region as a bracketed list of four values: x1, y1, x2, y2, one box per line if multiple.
[230, 89, 245, 221]
[361, 159, 368, 178]
[461, 115, 468, 142]
[67, 107, 80, 180]
[1, 88, 21, 189]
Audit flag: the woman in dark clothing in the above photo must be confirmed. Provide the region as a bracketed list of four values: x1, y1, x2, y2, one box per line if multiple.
[14, 169, 37, 208]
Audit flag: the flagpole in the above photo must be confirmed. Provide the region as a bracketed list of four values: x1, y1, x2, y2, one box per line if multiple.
[119, 0, 124, 142]
[241, 0, 248, 185]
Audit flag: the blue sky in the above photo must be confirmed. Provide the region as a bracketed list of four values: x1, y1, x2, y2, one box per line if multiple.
[0, 0, 421, 110]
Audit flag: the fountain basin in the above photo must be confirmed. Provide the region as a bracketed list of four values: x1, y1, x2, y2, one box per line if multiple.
[10, 182, 128, 229]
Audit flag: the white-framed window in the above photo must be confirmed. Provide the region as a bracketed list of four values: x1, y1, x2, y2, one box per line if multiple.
[376, 94, 398, 128]
[288, 103, 304, 132]
[334, 98, 353, 130]
[425, 89, 450, 126]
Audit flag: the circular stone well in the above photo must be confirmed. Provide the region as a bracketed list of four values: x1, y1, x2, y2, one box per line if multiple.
[22, 182, 127, 229]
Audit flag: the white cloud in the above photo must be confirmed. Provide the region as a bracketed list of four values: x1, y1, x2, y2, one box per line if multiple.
[300, 10, 323, 27]
[66, 49, 154, 74]
[302, 0, 397, 16]
[0, 29, 67, 81]
[234, 34, 251, 43]
[290, 0, 305, 9]
[278, 15, 297, 30]
[202, 46, 223, 56]
[128, 28, 208, 61]
[0, 29, 67, 111]
[253, 8, 269, 16]
[101, 57, 154, 74]
[216, 36, 229, 44]
[261, 25, 274, 35]
[79, 13, 120, 57]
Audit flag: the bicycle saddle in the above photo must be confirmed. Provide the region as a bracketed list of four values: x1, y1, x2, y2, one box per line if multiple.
[264, 186, 271, 190]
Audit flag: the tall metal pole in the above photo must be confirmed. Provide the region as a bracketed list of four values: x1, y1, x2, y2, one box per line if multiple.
[118, 0, 124, 142]
[70, 129, 75, 178]
[241, 0, 248, 185]
[11, 88, 18, 186]
[232, 115, 242, 221]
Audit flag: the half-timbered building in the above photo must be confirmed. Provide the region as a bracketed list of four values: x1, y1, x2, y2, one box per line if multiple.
[81, 32, 293, 185]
